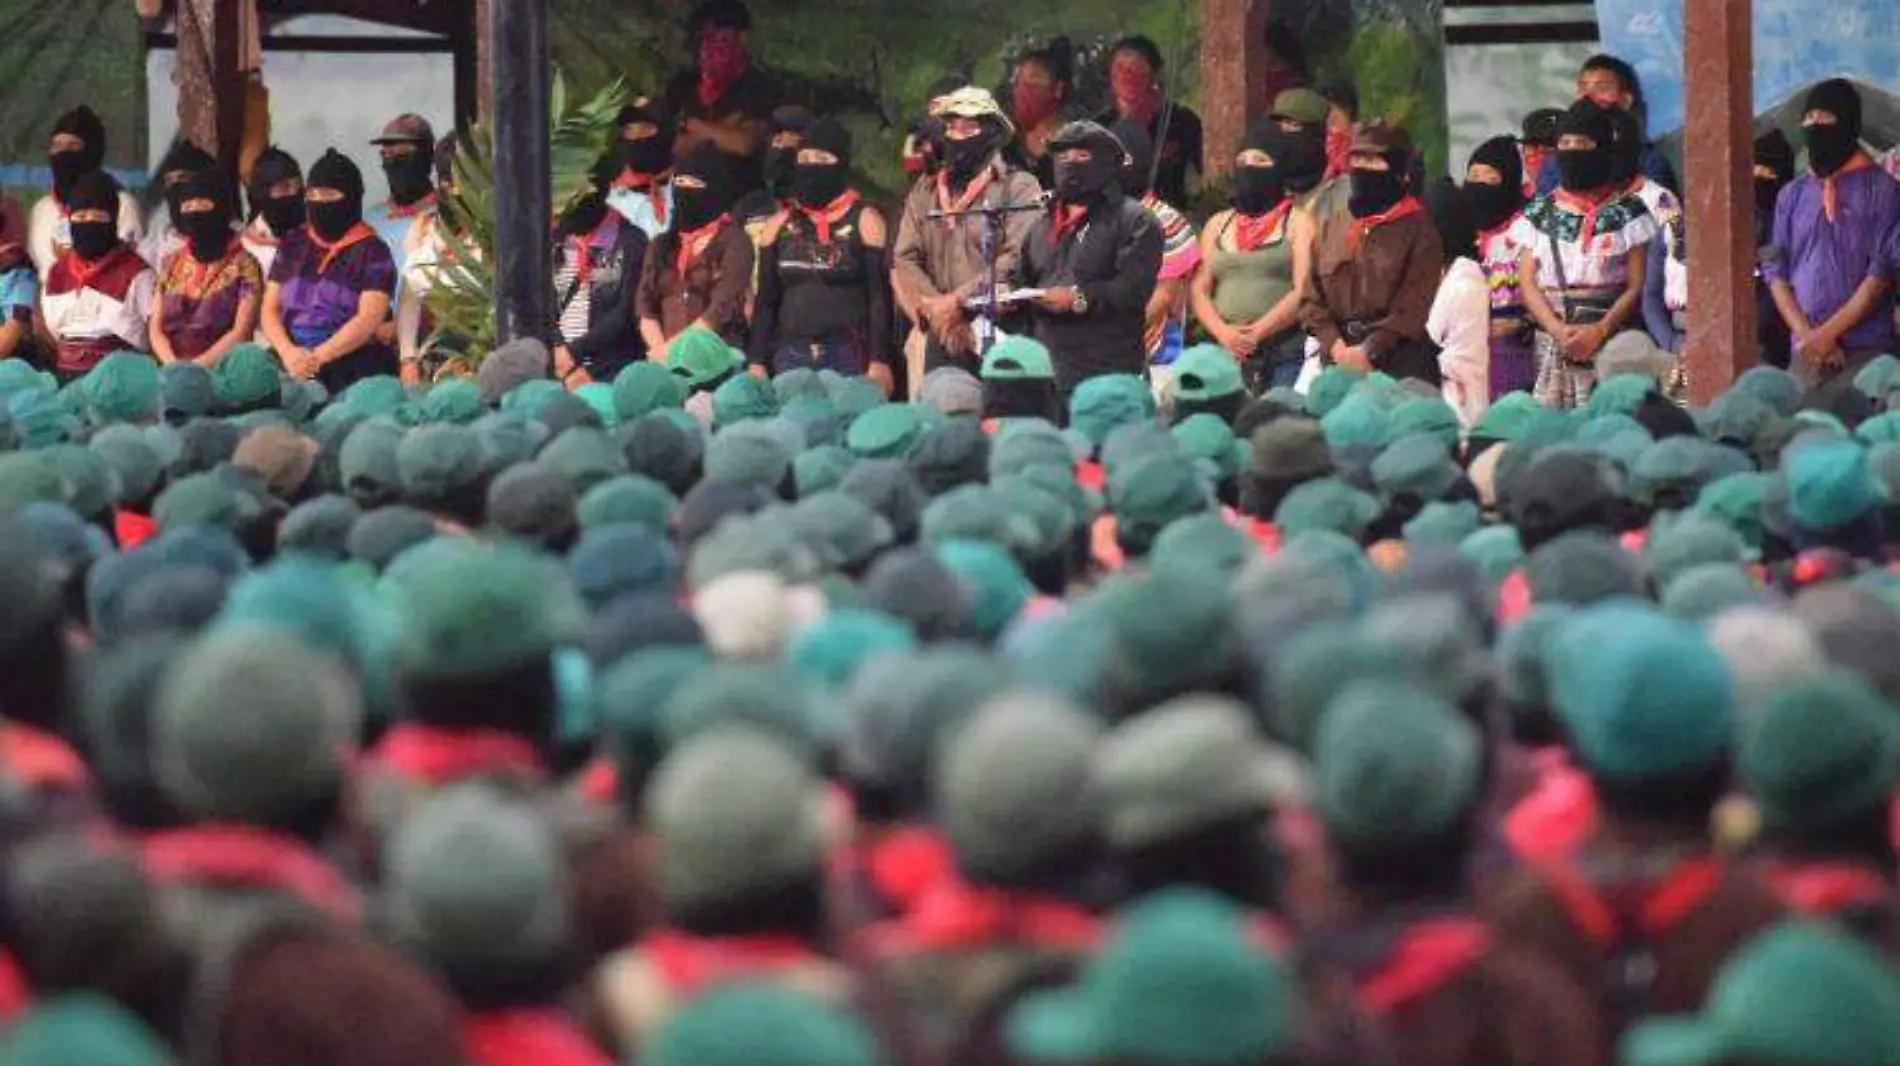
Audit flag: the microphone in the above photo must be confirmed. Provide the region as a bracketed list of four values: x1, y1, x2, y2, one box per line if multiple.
[928, 190, 1052, 220]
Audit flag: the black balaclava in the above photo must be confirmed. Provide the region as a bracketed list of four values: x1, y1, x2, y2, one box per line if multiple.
[1111, 118, 1156, 198]
[1465, 135, 1525, 233]
[66, 170, 123, 262]
[1753, 128, 1795, 221]
[763, 107, 813, 200]
[247, 146, 306, 235]
[944, 115, 1007, 187]
[1276, 120, 1327, 196]
[1556, 100, 1616, 193]
[792, 117, 853, 210]
[611, 102, 677, 179]
[1233, 121, 1288, 216]
[49, 106, 106, 204]
[1047, 121, 1125, 205]
[560, 156, 616, 237]
[1424, 178, 1476, 265]
[306, 149, 366, 242]
[158, 140, 216, 221]
[383, 139, 437, 208]
[671, 144, 738, 232]
[1803, 78, 1863, 178]
[1348, 164, 1406, 219]
[177, 171, 235, 264]
[1606, 106, 1644, 187]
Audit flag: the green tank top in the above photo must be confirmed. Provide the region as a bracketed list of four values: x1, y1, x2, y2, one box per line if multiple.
[1208, 212, 1297, 327]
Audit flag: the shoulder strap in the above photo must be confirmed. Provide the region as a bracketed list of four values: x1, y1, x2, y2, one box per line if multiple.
[1539, 204, 1574, 323]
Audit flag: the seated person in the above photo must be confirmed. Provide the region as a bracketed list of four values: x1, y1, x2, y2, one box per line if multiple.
[151, 172, 264, 366]
[40, 170, 155, 381]
[261, 149, 398, 392]
[0, 197, 34, 360]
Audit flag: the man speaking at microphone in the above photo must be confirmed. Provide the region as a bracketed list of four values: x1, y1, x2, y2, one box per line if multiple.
[1010, 121, 1163, 394]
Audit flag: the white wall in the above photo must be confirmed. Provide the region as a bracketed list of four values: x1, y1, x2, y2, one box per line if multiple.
[145, 15, 454, 204]
[1443, 4, 1597, 173]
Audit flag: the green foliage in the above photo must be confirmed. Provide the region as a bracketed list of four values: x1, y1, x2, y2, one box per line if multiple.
[1344, 22, 1448, 177]
[423, 71, 627, 364]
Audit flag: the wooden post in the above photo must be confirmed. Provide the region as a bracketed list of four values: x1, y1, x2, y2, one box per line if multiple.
[171, 0, 247, 181]
[488, 0, 551, 345]
[1199, 0, 1272, 185]
[1680, 0, 1754, 403]
[474, 0, 495, 121]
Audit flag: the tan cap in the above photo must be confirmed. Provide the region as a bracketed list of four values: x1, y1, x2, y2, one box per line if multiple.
[929, 86, 1016, 137]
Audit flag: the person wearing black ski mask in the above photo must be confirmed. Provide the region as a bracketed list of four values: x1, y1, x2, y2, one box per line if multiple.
[1751, 129, 1796, 367]
[242, 146, 305, 276]
[1463, 135, 1535, 400]
[31, 105, 143, 280]
[893, 86, 1044, 376]
[150, 170, 264, 366]
[1765, 78, 1900, 397]
[546, 156, 649, 384]
[41, 170, 156, 380]
[635, 142, 754, 351]
[750, 117, 894, 390]
[735, 105, 813, 240]
[605, 98, 680, 241]
[260, 149, 398, 393]
[1193, 120, 1310, 392]
[1300, 121, 1443, 385]
[1008, 120, 1162, 393]
[143, 139, 217, 267]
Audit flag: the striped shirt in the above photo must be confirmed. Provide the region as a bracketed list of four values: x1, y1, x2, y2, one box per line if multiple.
[1141, 193, 1202, 281]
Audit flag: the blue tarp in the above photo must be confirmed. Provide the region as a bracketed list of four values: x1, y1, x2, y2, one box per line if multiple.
[1595, 0, 1900, 135]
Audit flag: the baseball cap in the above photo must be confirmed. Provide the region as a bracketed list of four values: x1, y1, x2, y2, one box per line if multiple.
[371, 114, 436, 147]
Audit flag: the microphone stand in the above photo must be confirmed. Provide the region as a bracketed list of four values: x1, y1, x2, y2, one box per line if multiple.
[927, 195, 1050, 357]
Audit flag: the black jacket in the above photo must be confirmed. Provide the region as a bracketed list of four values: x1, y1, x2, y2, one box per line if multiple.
[1010, 193, 1163, 391]
[546, 215, 649, 377]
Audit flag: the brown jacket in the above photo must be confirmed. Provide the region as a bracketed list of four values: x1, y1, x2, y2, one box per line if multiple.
[635, 221, 754, 345]
[1300, 206, 1442, 361]
[893, 162, 1045, 304]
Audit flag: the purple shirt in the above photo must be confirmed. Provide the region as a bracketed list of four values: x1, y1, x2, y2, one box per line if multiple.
[268, 228, 397, 349]
[1763, 164, 1900, 355]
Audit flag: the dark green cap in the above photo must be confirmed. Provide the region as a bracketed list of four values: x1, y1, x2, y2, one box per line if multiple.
[486, 462, 580, 549]
[643, 985, 882, 1066]
[1274, 477, 1379, 541]
[788, 491, 895, 571]
[45, 444, 121, 520]
[158, 362, 215, 422]
[1314, 680, 1482, 852]
[211, 343, 282, 412]
[1150, 513, 1254, 576]
[1305, 366, 1360, 418]
[990, 419, 1082, 477]
[1404, 500, 1480, 548]
[1371, 432, 1458, 503]
[935, 691, 1101, 879]
[539, 426, 629, 494]
[793, 444, 856, 498]
[347, 505, 439, 571]
[614, 360, 690, 422]
[388, 538, 586, 678]
[921, 483, 1040, 558]
[0, 994, 179, 1066]
[396, 423, 485, 504]
[1172, 413, 1242, 483]
[711, 373, 781, 429]
[89, 425, 165, 507]
[847, 403, 927, 460]
[787, 609, 915, 690]
[1471, 391, 1542, 443]
[1249, 417, 1333, 483]
[1740, 672, 1900, 834]
[1548, 603, 1734, 780]
[1644, 512, 1749, 593]
[646, 726, 829, 907]
[1386, 396, 1461, 450]
[1068, 374, 1155, 447]
[1787, 439, 1881, 530]
[934, 538, 1032, 640]
[705, 421, 796, 491]
[419, 379, 484, 425]
[1319, 393, 1391, 452]
[339, 375, 411, 419]
[577, 474, 677, 534]
[1109, 453, 1212, 555]
[339, 417, 406, 502]
[83, 351, 161, 426]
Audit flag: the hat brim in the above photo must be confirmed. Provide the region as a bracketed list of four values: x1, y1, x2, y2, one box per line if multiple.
[1005, 987, 1106, 1064]
[370, 134, 433, 147]
[1619, 1017, 1723, 1066]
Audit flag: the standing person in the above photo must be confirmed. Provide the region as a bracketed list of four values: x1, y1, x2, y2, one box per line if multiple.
[1426, 181, 1492, 426]
[1191, 121, 1311, 391]
[241, 146, 305, 279]
[635, 143, 753, 357]
[1465, 135, 1535, 399]
[1008, 37, 1079, 190]
[659, 0, 784, 187]
[1533, 54, 1678, 196]
[735, 105, 813, 242]
[1515, 101, 1654, 410]
[1752, 129, 1796, 368]
[749, 118, 894, 390]
[139, 139, 217, 270]
[604, 99, 678, 242]
[149, 171, 263, 367]
[28, 106, 143, 281]
[1099, 35, 1203, 207]
[549, 163, 649, 387]
[40, 171, 156, 381]
[1111, 121, 1201, 373]
[366, 115, 445, 375]
[893, 87, 1043, 376]
[1520, 108, 1563, 199]
[1299, 122, 1444, 385]
[1008, 121, 1163, 394]
[0, 198, 34, 361]
[261, 149, 399, 392]
[1764, 79, 1900, 398]
[1269, 89, 1334, 207]
[1318, 82, 1358, 181]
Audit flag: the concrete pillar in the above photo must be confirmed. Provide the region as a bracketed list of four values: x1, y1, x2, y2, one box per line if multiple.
[1680, 0, 1755, 403]
[489, 0, 552, 344]
[1199, 0, 1272, 185]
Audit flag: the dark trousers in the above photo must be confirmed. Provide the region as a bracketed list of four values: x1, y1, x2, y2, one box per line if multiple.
[772, 336, 870, 377]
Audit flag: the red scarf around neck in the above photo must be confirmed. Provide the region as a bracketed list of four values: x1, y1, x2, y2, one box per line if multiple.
[369, 723, 547, 787]
[674, 214, 731, 276]
[140, 824, 362, 923]
[1552, 186, 1615, 249]
[934, 166, 996, 228]
[1821, 151, 1874, 223]
[1234, 199, 1294, 252]
[387, 192, 438, 220]
[308, 221, 378, 274]
[618, 173, 670, 227]
[63, 243, 140, 293]
[1347, 194, 1424, 253]
[795, 189, 860, 245]
[1049, 203, 1089, 245]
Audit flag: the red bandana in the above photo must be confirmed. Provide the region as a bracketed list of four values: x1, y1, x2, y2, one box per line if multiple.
[934, 166, 996, 229]
[1347, 194, 1424, 253]
[674, 215, 731, 277]
[795, 189, 861, 245]
[308, 221, 378, 275]
[1235, 200, 1294, 252]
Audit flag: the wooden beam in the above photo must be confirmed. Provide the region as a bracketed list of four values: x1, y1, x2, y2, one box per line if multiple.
[1199, 0, 1272, 185]
[1680, 0, 1754, 403]
[489, 0, 551, 344]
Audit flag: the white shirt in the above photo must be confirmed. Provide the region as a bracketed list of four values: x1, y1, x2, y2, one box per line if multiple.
[1428, 257, 1492, 427]
[28, 191, 145, 281]
[41, 267, 156, 352]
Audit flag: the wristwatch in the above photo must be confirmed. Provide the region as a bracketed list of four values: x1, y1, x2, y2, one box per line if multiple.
[1070, 288, 1090, 315]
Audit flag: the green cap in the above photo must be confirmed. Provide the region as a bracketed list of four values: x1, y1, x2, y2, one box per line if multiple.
[152, 472, 258, 534]
[1549, 603, 1734, 781]
[1371, 433, 1458, 503]
[347, 505, 439, 571]
[89, 425, 165, 507]
[45, 443, 122, 520]
[1313, 680, 1482, 852]
[982, 334, 1056, 381]
[1740, 672, 1900, 834]
[1733, 366, 1804, 416]
[1249, 417, 1333, 484]
[788, 491, 895, 572]
[0, 359, 54, 400]
[1386, 397, 1461, 450]
[780, 394, 844, 448]
[1172, 413, 1242, 483]
[1272, 87, 1329, 123]
[934, 538, 1032, 641]
[1008, 889, 1296, 1066]
[419, 379, 485, 425]
[921, 484, 1040, 558]
[1305, 366, 1359, 418]
[793, 444, 856, 498]
[787, 608, 915, 690]
[7, 388, 79, 448]
[211, 343, 282, 412]
[1644, 512, 1749, 593]
[0, 454, 74, 515]
[156, 363, 214, 423]
[0, 994, 178, 1066]
[539, 426, 630, 495]
[1660, 563, 1761, 621]
[831, 377, 887, 419]
[773, 367, 828, 405]
[1068, 374, 1155, 447]
[841, 648, 1011, 801]
[1274, 477, 1379, 541]
[1320, 393, 1391, 452]
[1404, 500, 1481, 548]
[1150, 512, 1254, 576]
[573, 382, 618, 428]
[501, 378, 567, 419]
[1787, 439, 1881, 530]
[1526, 530, 1642, 606]
[992, 475, 1078, 561]
[1171, 344, 1245, 402]
[705, 421, 796, 490]
[1586, 373, 1655, 418]
[1459, 524, 1525, 584]
[83, 351, 161, 426]
[388, 539, 586, 679]
[339, 418, 406, 502]
[1267, 621, 1420, 752]
[485, 463, 578, 549]
[667, 327, 744, 389]
[578, 474, 678, 534]
[1110, 453, 1212, 555]
[340, 375, 411, 419]
[1471, 391, 1542, 443]
[712, 373, 782, 429]
[614, 360, 690, 421]
[643, 985, 882, 1066]
[1621, 922, 1900, 1066]
[846, 403, 927, 460]
[1693, 472, 1771, 551]
[646, 726, 828, 908]
[936, 691, 1101, 880]
[396, 423, 485, 505]
[661, 659, 823, 750]
[1855, 410, 1900, 445]
[1094, 695, 1306, 850]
